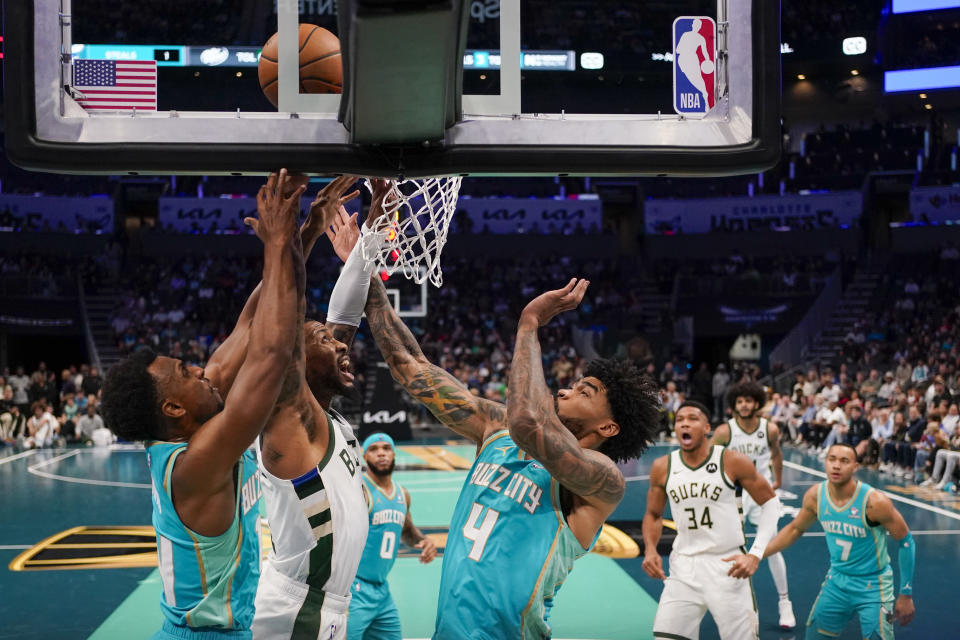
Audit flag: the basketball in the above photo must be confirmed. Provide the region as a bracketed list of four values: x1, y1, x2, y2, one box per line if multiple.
[700, 59, 715, 75]
[258, 24, 342, 108]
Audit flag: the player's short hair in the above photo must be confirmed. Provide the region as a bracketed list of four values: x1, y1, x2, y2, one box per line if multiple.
[101, 348, 165, 442]
[676, 400, 712, 423]
[827, 442, 859, 459]
[586, 359, 660, 464]
[726, 381, 766, 409]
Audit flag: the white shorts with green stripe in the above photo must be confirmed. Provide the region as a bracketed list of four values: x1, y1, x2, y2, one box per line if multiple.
[252, 561, 350, 640]
[653, 550, 759, 640]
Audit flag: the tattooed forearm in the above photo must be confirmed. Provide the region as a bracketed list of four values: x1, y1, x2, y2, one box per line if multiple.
[507, 327, 625, 505]
[364, 275, 426, 365]
[364, 276, 504, 441]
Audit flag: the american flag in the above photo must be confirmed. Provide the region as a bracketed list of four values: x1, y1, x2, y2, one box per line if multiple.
[72, 59, 157, 111]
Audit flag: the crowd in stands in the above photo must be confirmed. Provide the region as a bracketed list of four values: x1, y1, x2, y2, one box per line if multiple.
[0, 362, 114, 448]
[885, 9, 960, 70]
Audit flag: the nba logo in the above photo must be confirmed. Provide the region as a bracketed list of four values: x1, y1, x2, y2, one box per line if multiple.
[673, 16, 717, 118]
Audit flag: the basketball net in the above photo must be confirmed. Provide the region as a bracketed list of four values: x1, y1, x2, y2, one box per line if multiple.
[359, 177, 462, 287]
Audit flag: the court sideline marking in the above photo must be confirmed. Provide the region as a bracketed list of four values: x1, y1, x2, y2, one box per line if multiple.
[0, 450, 37, 466]
[783, 460, 960, 522]
[26, 450, 152, 489]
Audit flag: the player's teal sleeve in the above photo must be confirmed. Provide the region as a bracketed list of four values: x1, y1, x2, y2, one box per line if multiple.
[897, 532, 915, 595]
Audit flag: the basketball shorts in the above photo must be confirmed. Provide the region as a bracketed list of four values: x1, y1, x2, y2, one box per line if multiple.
[151, 620, 252, 640]
[252, 561, 350, 640]
[347, 577, 402, 640]
[806, 569, 895, 640]
[653, 550, 759, 640]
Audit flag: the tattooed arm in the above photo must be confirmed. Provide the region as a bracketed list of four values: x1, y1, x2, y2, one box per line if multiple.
[507, 279, 625, 512]
[364, 275, 505, 445]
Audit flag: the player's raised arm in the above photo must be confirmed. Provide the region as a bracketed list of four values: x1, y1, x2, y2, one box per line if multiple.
[205, 175, 358, 392]
[320, 182, 505, 446]
[401, 487, 437, 564]
[763, 485, 819, 558]
[720, 448, 781, 578]
[866, 490, 916, 626]
[507, 279, 625, 509]
[173, 171, 304, 509]
[641, 456, 669, 580]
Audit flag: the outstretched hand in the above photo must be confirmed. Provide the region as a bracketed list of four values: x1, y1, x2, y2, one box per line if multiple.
[303, 175, 360, 244]
[326, 205, 360, 262]
[246, 170, 306, 244]
[519, 278, 590, 329]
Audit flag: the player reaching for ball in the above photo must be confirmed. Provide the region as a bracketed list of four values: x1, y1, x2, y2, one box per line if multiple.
[101, 170, 305, 640]
[322, 209, 661, 639]
[643, 401, 782, 640]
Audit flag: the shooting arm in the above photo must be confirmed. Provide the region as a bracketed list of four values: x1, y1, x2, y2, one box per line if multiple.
[364, 275, 504, 445]
[507, 321, 624, 506]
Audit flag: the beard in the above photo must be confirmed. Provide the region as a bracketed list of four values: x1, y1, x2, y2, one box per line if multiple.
[367, 458, 396, 478]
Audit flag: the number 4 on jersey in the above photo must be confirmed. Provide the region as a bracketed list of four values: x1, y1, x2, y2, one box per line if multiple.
[462, 502, 499, 561]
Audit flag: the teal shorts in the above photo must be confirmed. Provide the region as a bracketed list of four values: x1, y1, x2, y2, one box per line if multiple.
[347, 578, 401, 640]
[151, 620, 252, 640]
[806, 570, 895, 640]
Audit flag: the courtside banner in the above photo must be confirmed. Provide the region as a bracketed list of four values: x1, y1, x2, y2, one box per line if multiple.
[158, 196, 603, 234]
[0, 195, 114, 233]
[645, 191, 863, 234]
[908, 186, 960, 224]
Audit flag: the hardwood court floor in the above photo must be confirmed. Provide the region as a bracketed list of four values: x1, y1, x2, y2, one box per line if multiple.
[1, 443, 954, 639]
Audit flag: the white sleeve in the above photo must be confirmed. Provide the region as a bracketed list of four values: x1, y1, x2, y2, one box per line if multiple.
[325, 239, 379, 328]
[747, 496, 781, 559]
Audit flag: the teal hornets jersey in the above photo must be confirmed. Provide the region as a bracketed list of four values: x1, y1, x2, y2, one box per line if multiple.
[356, 474, 407, 584]
[818, 481, 891, 577]
[146, 441, 262, 630]
[434, 431, 596, 640]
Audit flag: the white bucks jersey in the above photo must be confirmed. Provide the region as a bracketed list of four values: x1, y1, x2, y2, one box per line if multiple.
[665, 446, 745, 555]
[727, 417, 772, 481]
[257, 409, 368, 597]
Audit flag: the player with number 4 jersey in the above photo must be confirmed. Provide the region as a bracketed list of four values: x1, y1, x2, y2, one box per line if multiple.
[349, 433, 436, 640]
[351, 273, 661, 639]
[643, 401, 782, 640]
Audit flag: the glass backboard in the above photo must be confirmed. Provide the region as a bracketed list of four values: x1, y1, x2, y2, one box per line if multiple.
[4, 0, 781, 177]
